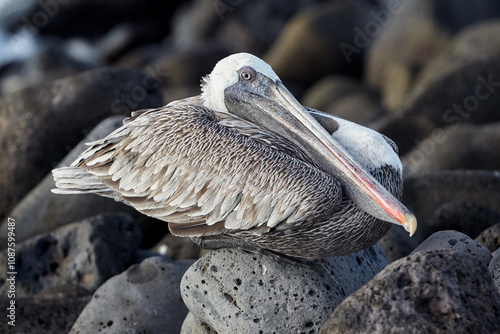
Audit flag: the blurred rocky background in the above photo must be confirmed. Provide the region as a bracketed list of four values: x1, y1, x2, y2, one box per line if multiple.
[0, 0, 500, 333]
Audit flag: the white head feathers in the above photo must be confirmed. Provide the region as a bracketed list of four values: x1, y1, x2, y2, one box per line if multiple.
[201, 53, 280, 112]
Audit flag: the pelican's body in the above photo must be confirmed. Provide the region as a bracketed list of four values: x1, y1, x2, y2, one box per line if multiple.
[53, 53, 416, 259]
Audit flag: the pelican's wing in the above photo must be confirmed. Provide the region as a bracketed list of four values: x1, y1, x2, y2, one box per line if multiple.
[52, 102, 342, 237]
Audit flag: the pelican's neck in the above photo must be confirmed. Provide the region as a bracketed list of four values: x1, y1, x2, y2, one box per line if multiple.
[331, 118, 402, 176]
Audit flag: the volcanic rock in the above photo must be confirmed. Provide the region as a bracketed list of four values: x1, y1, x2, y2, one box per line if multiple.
[377, 21, 500, 154]
[366, 0, 500, 108]
[320, 250, 500, 334]
[70, 256, 193, 334]
[423, 201, 500, 239]
[265, 0, 376, 85]
[411, 230, 491, 267]
[403, 170, 500, 229]
[181, 245, 388, 333]
[0, 67, 163, 219]
[403, 122, 500, 176]
[476, 223, 500, 253]
[0, 213, 141, 297]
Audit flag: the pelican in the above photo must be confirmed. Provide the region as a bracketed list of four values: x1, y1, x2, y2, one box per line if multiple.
[52, 53, 416, 260]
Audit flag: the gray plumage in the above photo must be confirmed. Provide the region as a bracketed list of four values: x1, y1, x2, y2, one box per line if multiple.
[52, 53, 411, 260]
[53, 98, 400, 259]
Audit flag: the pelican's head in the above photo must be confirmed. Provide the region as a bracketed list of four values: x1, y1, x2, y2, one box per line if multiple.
[202, 53, 417, 236]
[202, 53, 280, 113]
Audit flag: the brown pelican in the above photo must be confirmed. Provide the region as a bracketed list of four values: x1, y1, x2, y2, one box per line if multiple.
[52, 53, 416, 260]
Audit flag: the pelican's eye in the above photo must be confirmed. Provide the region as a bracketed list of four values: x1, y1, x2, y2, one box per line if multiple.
[239, 67, 256, 82]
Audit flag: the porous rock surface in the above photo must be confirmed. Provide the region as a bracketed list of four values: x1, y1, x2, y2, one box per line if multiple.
[320, 250, 500, 334]
[181, 245, 388, 333]
[476, 223, 500, 253]
[0, 213, 141, 297]
[70, 256, 194, 334]
[411, 230, 492, 267]
[489, 248, 500, 295]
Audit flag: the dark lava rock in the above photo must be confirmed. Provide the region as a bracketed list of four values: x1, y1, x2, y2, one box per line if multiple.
[181, 245, 388, 333]
[0, 116, 130, 245]
[0, 213, 141, 297]
[411, 230, 491, 267]
[0, 67, 163, 219]
[365, 1, 448, 94]
[366, 0, 500, 97]
[320, 250, 500, 334]
[476, 223, 500, 253]
[70, 256, 194, 334]
[379, 212, 497, 262]
[377, 21, 500, 154]
[265, 0, 376, 85]
[403, 122, 500, 176]
[379, 224, 425, 262]
[489, 248, 500, 294]
[0, 116, 167, 248]
[403, 170, 500, 229]
[423, 201, 500, 239]
[0, 287, 92, 334]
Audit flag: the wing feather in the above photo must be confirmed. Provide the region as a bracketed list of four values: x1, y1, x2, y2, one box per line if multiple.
[53, 98, 342, 237]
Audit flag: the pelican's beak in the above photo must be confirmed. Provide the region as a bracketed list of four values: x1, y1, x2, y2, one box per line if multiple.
[227, 79, 417, 236]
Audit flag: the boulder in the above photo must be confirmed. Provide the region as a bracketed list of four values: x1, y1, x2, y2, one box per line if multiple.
[325, 93, 387, 127]
[476, 223, 500, 253]
[376, 21, 500, 154]
[265, 0, 377, 85]
[70, 256, 194, 334]
[403, 170, 500, 229]
[411, 230, 491, 267]
[403, 122, 500, 176]
[0, 40, 93, 95]
[366, 0, 500, 109]
[301, 75, 388, 127]
[0, 67, 163, 219]
[181, 245, 388, 333]
[9, 0, 180, 43]
[171, 0, 324, 52]
[489, 248, 500, 294]
[320, 250, 500, 334]
[423, 201, 500, 239]
[0, 213, 141, 297]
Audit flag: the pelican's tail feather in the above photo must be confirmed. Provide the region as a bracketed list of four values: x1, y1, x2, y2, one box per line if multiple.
[51, 167, 123, 201]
